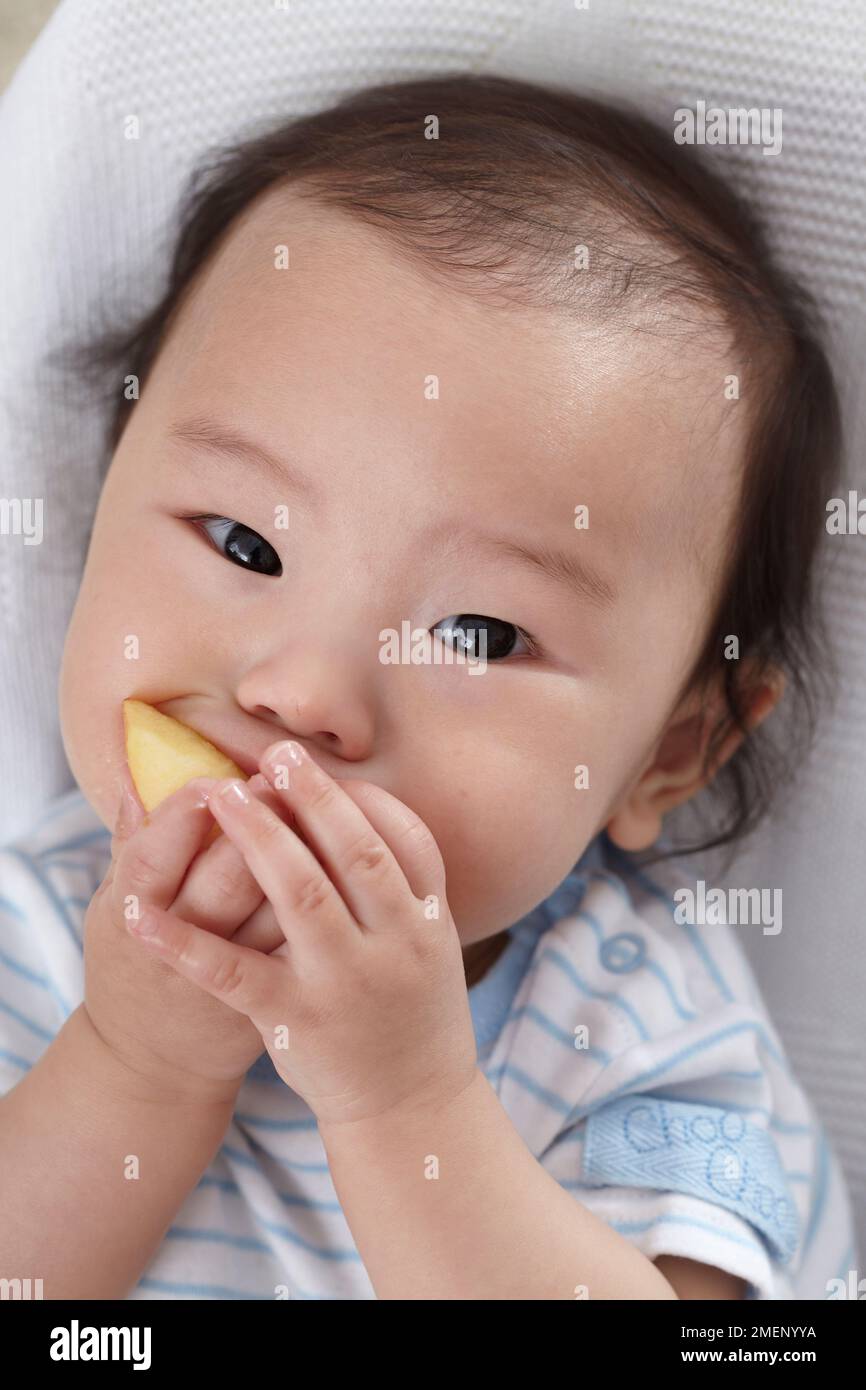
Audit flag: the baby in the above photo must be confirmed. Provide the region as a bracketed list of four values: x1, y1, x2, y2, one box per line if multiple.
[0, 73, 857, 1300]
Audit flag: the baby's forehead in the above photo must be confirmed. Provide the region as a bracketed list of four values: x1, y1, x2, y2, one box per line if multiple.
[172, 186, 747, 584]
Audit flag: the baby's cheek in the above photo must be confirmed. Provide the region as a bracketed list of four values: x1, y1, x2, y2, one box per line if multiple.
[59, 614, 114, 820]
[57, 582, 161, 834]
[427, 743, 601, 944]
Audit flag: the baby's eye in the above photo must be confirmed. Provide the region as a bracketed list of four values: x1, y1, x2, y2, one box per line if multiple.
[186, 515, 282, 576]
[432, 614, 537, 662]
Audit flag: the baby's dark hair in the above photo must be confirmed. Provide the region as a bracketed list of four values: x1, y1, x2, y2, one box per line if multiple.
[70, 73, 842, 864]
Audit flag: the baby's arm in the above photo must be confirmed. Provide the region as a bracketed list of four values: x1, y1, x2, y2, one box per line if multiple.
[0, 772, 289, 1300]
[0, 1003, 239, 1299]
[319, 1066, 680, 1299]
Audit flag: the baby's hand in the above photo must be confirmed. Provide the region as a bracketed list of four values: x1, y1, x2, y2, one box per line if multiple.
[85, 773, 290, 1104]
[123, 741, 479, 1127]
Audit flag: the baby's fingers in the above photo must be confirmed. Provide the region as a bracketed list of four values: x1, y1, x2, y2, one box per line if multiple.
[232, 897, 286, 953]
[111, 777, 219, 920]
[171, 773, 288, 938]
[127, 904, 280, 1020]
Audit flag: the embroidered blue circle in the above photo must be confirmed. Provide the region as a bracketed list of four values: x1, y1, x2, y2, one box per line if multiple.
[599, 932, 646, 973]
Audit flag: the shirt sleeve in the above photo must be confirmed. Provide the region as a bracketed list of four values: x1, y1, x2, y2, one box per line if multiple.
[541, 1093, 798, 1299]
[0, 847, 75, 1095]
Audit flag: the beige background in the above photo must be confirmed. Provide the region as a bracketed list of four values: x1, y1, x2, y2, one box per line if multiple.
[0, 0, 60, 92]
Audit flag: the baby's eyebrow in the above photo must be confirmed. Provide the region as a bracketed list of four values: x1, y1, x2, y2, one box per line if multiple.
[167, 416, 321, 503]
[167, 415, 616, 608]
[428, 524, 618, 610]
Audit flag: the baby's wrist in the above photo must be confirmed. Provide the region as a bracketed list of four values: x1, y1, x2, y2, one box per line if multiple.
[74, 1004, 243, 1111]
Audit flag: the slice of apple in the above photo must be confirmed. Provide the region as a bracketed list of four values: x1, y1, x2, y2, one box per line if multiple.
[122, 699, 247, 844]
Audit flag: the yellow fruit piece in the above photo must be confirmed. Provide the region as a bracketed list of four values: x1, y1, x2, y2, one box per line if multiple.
[122, 699, 247, 844]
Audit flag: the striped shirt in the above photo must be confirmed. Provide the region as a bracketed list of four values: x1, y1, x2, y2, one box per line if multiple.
[0, 786, 857, 1299]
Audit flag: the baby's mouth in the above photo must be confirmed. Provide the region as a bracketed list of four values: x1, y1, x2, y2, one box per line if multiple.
[132, 695, 311, 834]
[132, 700, 375, 854]
[152, 699, 272, 778]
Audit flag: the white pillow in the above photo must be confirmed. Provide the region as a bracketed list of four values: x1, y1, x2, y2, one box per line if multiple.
[1, 0, 863, 1257]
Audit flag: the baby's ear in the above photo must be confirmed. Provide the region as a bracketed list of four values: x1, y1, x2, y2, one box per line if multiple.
[605, 667, 785, 852]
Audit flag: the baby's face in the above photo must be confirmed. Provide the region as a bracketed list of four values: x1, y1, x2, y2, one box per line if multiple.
[60, 188, 744, 946]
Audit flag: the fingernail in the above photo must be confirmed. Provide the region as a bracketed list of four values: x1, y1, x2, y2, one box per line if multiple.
[217, 779, 250, 805]
[269, 740, 306, 767]
[187, 778, 218, 810]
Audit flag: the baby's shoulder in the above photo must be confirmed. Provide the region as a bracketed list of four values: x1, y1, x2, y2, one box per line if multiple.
[0, 787, 110, 899]
[488, 843, 852, 1295]
[0, 789, 109, 941]
[492, 838, 819, 1192]
[0, 788, 106, 1078]
[513, 840, 777, 1063]
[1, 785, 108, 862]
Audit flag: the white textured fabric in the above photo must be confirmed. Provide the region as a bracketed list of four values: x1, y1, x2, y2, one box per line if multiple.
[0, 0, 863, 1263]
[0, 800, 856, 1299]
